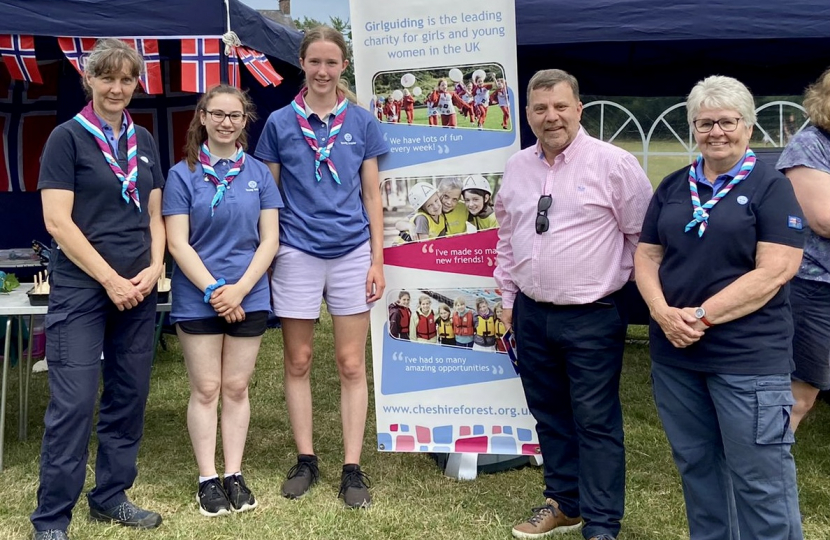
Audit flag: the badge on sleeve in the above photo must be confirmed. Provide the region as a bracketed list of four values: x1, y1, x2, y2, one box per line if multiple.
[788, 216, 803, 230]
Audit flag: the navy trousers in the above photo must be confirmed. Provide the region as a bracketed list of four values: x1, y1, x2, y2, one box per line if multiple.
[651, 362, 803, 540]
[31, 285, 156, 532]
[514, 291, 626, 539]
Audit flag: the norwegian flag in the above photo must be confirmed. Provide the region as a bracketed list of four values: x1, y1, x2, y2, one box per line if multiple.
[235, 46, 282, 87]
[227, 47, 240, 89]
[181, 38, 220, 93]
[58, 37, 97, 75]
[0, 35, 43, 84]
[122, 39, 163, 94]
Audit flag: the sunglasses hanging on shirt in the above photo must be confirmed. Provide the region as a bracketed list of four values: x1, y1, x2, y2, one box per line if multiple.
[536, 195, 552, 234]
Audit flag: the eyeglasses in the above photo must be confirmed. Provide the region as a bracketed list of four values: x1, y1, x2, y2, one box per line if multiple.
[204, 109, 246, 124]
[536, 195, 552, 234]
[692, 117, 742, 133]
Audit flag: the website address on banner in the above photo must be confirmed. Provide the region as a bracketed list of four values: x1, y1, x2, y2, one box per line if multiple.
[382, 404, 531, 418]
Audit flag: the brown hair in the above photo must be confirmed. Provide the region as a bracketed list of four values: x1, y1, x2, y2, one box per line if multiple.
[82, 39, 144, 98]
[804, 68, 830, 131]
[299, 25, 356, 102]
[184, 84, 257, 171]
[526, 69, 579, 103]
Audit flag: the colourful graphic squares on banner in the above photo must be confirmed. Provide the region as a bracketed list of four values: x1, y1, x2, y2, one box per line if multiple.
[455, 436, 488, 453]
[473, 425, 485, 435]
[434, 446, 451, 452]
[420, 446, 429, 451]
[491, 436, 518, 454]
[416, 426, 431, 443]
[390, 424, 399, 432]
[492, 426, 502, 434]
[400, 425, 410, 433]
[378, 433, 393, 450]
[396, 435, 416, 451]
[460, 426, 471, 436]
[433, 426, 453, 444]
[503, 426, 513, 435]
[522, 443, 542, 455]
[517, 428, 533, 442]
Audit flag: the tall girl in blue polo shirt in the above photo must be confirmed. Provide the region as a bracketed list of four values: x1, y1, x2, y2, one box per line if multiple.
[163, 85, 282, 517]
[254, 26, 389, 508]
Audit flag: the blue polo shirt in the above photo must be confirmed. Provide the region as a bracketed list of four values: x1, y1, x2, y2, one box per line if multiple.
[254, 101, 388, 259]
[162, 154, 283, 323]
[94, 111, 128, 159]
[640, 158, 806, 375]
[38, 118, 165, 288]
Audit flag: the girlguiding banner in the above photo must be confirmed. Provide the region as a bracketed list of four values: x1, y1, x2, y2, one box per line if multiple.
[351, 0, 538, 458]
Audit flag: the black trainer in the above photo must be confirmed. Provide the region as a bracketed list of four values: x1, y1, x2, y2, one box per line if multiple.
[89, 500, 162, 528]
[339, 464, 372, 508]
[197, 478, 231, 517]
[281, 454, 320, 499]
[223, 474, 258, 512]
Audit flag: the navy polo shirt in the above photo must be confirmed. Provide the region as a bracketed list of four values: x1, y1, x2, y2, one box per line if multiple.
[640, 158, 807, 374]
[38, 118, 165, 288]
[162, 155, 284, 323]
[254, 102, 388, 259]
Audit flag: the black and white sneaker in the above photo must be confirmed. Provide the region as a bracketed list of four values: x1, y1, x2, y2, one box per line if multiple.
[197, 478, 231, 517]
[339, 464, 372, 508]
[223, 474, 258, 512]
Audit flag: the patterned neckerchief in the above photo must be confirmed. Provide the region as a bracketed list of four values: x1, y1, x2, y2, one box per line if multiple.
[685, 148, 756, 237]
[291, 88, 348, 184]
[74, 102, 140, 211]
[199, 142, 245, 216]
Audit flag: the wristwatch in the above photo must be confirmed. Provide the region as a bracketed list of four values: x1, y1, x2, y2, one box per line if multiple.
[694, 307, 713, 327]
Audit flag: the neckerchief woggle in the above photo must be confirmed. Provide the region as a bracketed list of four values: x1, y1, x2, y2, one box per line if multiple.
[291, 88, 348, 184]
[684, 148, 756, 237]
[199, 142, 246, 216]
[73, 102, 141, 211]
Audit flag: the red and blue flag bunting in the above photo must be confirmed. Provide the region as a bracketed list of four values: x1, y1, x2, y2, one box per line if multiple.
[0, 35, 43, 84]
[235, 46, 282, 87]
[122, 38, 163, 94]
[227, 47, 240, 89]
[181, 38, 221, 93]
[57, 37, 97, 75]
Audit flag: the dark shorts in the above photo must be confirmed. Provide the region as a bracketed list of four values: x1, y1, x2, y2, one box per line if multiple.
[790, 277, 830, 390]
[177, 311, 269, 338]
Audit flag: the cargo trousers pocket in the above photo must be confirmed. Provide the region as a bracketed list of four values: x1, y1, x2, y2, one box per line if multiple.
[756, 389, 796, 445]
[44, 312, 69, 367]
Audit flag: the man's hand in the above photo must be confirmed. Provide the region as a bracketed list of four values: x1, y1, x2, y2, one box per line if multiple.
[501, 308, 513, 330]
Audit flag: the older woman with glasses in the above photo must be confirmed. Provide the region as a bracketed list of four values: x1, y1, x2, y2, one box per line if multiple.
[635, 75, 806, 540]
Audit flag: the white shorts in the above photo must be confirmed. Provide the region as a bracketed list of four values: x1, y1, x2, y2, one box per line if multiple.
[270, 241, 373, 319]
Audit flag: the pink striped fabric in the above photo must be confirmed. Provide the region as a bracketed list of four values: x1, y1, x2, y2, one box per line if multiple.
[494, 128, 653, 307]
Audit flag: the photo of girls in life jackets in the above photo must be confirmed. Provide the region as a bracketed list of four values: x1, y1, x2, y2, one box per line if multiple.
[386, 288, 508, 355]
[380, 173, 502, 247]
[369, 63, 512, 131]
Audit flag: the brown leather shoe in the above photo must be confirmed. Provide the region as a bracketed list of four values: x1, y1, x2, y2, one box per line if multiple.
[511, 498, 582, 538]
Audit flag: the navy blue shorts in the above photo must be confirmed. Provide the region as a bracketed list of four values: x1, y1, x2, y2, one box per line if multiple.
[790, 277, 830, 390]
[177, 311, 268, 337]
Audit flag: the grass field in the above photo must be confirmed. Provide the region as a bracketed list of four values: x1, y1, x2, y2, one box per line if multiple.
[381, 104, 513, 132]
[1, 318, 829, 540]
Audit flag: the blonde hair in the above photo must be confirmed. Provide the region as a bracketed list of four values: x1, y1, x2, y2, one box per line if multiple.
[453, 296, 467, 308]
[300, 26, 357, 103]
[438, 303, 452, 316]
[804, 68, 830, 131]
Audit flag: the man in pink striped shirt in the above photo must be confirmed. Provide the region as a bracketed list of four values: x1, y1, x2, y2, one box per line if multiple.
[496, 69, 651, 540]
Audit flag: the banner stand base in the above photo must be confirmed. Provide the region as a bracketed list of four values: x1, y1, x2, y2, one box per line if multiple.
[434, 453, 543, 480]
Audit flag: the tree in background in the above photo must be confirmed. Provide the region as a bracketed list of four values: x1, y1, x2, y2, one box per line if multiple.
[295, 16, 355, 90]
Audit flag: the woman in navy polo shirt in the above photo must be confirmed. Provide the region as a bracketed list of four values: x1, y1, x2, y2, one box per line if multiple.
[32, 39, 166, 539]
[635, 76, 805, 540]
[255, 26, 388, 508]
[164, 85, 281, 517]
[777, 68, 830, 432]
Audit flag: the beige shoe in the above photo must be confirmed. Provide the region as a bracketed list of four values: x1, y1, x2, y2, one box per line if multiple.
[511, 499, 582, 539]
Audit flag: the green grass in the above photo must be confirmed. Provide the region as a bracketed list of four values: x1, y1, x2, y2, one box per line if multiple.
[383, 104, 512, 132]
[2, 318, 830, 539]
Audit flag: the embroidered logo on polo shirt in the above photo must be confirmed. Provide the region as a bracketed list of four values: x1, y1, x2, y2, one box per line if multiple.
[736, 195, 748, 205]
[788, 216, 803, 230]
[246, 180, 259, 192]
[340, 133, 356, 145]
